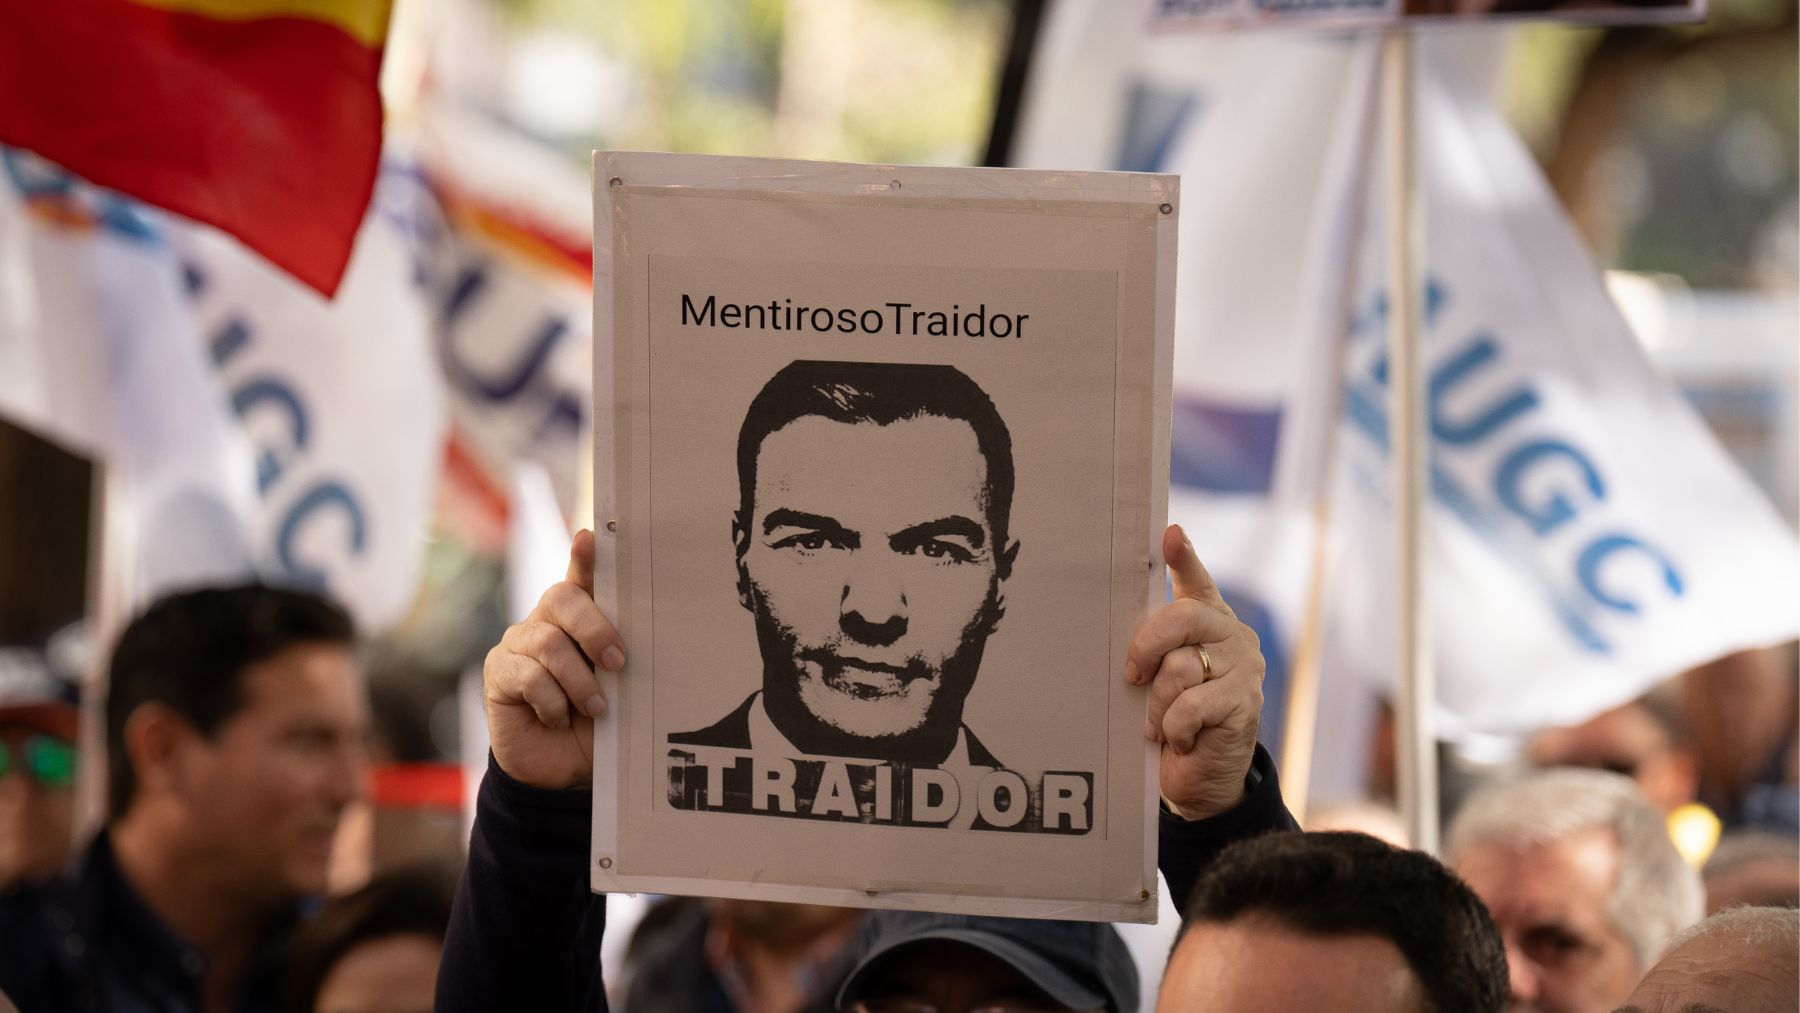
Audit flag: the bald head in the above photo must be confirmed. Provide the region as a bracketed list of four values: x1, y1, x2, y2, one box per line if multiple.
[1615, 906, 1798, 1013]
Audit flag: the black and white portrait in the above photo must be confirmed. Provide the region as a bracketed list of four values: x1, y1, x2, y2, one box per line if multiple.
[670, 360, 1019, 768]
[594, 152, 1172, 917]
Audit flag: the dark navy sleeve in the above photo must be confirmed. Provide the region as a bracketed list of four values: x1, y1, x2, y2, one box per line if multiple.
[1157, 744, 1299, 919]
[437, 755, 608, 1013]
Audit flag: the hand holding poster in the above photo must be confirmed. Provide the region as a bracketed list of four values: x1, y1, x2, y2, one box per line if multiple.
[591, 153, 1176, 921]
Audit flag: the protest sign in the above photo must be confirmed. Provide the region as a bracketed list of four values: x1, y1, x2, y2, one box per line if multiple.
[590, 153, 1175, 921]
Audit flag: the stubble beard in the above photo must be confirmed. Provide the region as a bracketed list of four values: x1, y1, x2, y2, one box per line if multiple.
[750, 583, 1001, 766]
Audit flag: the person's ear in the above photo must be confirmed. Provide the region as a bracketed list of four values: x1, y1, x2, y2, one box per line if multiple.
[123, 703, 207, 805]
[732, 513, 753, 611]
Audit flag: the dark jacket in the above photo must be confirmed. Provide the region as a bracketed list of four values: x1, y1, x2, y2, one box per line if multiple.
[435, 744, 1297, 1012]
[0, 833, 294, 1013]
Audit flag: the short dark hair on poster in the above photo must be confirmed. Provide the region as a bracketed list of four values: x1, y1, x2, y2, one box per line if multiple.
[735, 360, 1016, 575]
[1183, 831, 1507, 1013]
[105, 583, 355, 819]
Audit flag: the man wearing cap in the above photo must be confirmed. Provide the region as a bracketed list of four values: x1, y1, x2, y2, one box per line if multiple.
[0, 642, 80, 891]
[834, 912, 1138, 1013]
[437, 523, 1295, 1010]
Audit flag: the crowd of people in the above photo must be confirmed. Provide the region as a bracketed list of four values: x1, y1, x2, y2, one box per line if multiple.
[0, 524, 1793, 1012]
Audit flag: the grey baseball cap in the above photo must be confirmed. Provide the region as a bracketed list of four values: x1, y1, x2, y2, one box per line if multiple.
[0, 641, 79, 739]
[835, 911, 1137, 1012]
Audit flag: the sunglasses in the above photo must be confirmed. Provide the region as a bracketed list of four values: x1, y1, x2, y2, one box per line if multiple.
[0, 733, 76, 790]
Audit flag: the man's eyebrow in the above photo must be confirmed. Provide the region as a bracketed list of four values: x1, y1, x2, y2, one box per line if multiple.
[890, 516, 986, 548]
[762, 508, 850, 536]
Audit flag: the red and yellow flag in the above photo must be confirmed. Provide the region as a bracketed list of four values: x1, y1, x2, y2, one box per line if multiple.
[0, 0, 392, 296]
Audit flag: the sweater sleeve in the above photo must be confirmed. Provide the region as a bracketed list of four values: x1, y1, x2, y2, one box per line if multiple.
[437, 755, 608, 1013]
[1156, 744, 1300, 919]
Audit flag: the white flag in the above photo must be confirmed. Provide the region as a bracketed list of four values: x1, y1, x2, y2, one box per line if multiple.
[1328, 48, 1800, 735]
[0, 147, 258, 601]
[173, 155, 446, 631]
[418, 104, 592, 520]
[1014, 23, 1799, 743]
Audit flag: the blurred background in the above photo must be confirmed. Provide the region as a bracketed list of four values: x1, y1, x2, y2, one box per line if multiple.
[0, 0, 1793, 1006]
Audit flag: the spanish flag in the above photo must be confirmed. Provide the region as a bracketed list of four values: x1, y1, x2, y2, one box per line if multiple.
[0, 0, 391, 296]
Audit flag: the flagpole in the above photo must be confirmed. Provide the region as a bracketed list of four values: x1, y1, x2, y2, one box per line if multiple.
[75, 463, 121, 841]
[1279, 45, 1384, 818]
[1278, 501, 1332, 820]
[1382, 28, 1438, 855]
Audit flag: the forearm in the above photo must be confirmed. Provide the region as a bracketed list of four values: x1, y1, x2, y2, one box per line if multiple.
[437, 755, 608, 1013]
[1157, 743, 1298, 918]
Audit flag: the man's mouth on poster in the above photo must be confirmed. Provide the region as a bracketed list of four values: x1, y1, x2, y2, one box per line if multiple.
[799, 647, 939, 735]
[815, 650, 931, 696]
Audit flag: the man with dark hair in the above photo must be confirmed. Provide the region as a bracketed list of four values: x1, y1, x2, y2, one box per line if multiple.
[0, 584, 369, 1013]
[673, 359, 1022, 766]
[1158, 831, 1509, 1013]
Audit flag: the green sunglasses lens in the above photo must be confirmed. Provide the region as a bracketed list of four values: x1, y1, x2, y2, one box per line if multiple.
[23, 736, 75, 789]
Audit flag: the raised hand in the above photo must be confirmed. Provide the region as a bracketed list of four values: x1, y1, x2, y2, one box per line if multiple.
[1124, 524, 1266, 820]
[482, 529, 625, 789]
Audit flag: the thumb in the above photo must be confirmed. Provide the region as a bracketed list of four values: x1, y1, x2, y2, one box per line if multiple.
[1163, 524, 1228, 611]
[566, 528, 597, 594]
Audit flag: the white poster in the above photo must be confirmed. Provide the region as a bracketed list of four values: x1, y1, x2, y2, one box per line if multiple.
[591, 153, 1175, 921]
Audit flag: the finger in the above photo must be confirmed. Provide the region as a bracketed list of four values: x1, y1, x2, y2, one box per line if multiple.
[565, 528, 597, 595]
[1142, 641, 1206, 741]
[537, 582, 625, 672]
[505, 619, 606, 718]
[512, 655, 574, 731]
[1124, 598, 1247, 686]
[1160, 678, 1263, 755]
[1163, 524, 1233, 617]
[1141, 637, 1256, 741]
[483, 644, 551, 707]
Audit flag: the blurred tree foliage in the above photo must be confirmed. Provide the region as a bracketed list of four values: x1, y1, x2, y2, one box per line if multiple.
[492, 0, 1011, 165]
[1504, 0, 1797, 287]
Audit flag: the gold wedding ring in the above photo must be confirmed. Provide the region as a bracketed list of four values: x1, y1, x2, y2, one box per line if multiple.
[1194, 644, 1213, 678]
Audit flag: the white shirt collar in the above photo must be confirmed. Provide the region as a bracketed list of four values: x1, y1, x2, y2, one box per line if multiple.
[745, 691, 975, 767]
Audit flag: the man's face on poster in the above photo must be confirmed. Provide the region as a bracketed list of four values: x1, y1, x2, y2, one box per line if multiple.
[736, 413, 1011, 747]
